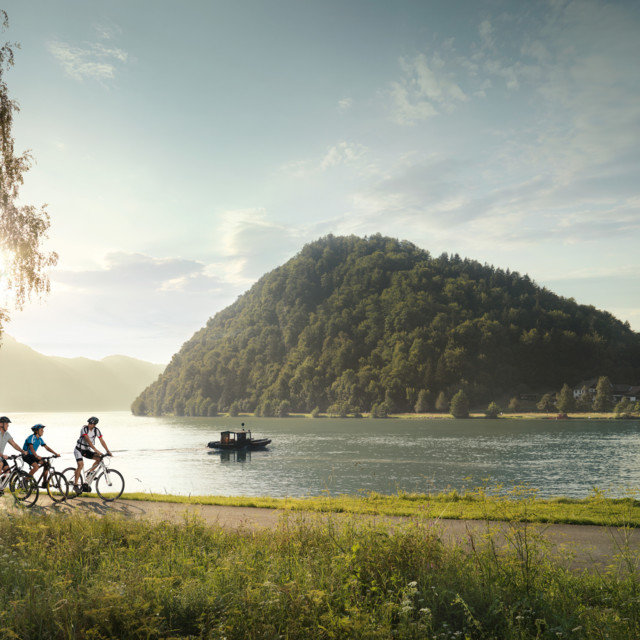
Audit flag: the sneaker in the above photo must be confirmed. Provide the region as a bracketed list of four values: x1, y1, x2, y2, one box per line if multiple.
[0, 489, 4, 496]
[73, 484, 82, 495]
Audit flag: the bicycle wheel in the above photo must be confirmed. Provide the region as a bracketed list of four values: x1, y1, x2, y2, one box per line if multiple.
[95, 469, 124, 501]
[46, 472, 68, 503]
[9, 471, 39, 507]
[61, 467, 79, 497]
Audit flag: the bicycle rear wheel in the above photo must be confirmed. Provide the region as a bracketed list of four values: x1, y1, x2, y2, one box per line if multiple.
[47, 472, 68, 503]
[9, 471, 39, 507]
[95, 469, 124, 501]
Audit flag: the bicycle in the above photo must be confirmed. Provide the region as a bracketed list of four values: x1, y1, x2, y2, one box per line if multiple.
[9, 456, 69, 507]
[62, 453, 125, 502]
[2, 455, 38, 506]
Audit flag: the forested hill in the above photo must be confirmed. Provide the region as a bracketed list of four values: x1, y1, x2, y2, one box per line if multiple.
[132, 234, 640, 417]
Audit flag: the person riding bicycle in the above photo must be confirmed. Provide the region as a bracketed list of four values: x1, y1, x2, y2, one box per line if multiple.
[23, 424, 60, 484]
[73, 416, 112, 494]
[0, 417, 27, 494]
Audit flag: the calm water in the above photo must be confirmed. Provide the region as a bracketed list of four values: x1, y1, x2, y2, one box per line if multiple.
[6, 412, 640, 499]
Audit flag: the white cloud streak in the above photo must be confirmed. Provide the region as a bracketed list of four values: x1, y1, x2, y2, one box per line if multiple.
[48, 41, 127, 81]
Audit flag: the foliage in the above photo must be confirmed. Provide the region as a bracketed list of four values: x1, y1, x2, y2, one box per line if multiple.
[1, 503, 640, 639]
[576, 386, 593, 412]
[434, 390, 448, 412]
[132, 234, 640, 416]
[485, 400, 501, 418]
[507, 396, 521, 412]
[450, 389, 470, 418]
[593, 375, 614, 412]
[0, 12, 57, 335]
[414, 388, 431, 413]
[614, 397, 633, 418]
[537, 393, 556, 413]
[556, 383, 575, 413]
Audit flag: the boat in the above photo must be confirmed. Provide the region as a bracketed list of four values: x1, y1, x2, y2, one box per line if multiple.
[207, 424, 271, 451]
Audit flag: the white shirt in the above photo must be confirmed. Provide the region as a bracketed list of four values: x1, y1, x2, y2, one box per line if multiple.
[0, 430, 15, 455]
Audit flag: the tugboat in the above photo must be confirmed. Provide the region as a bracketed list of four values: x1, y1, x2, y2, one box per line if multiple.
[207, 423, 271, 451]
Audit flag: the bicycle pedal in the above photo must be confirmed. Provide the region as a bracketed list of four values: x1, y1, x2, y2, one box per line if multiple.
[83, 483, 90, 493]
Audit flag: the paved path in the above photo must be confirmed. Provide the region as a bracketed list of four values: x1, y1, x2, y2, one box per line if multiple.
[3, 496, 639, 572]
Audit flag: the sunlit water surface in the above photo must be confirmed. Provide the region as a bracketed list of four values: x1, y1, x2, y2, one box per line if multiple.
[7, 412, 640, 499]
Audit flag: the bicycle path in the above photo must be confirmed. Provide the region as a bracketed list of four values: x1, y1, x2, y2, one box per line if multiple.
[3, 495, 639, 572]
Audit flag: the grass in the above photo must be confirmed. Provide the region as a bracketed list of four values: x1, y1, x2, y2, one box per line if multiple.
[118, 485, 640, 527]
[0, 501, 639, 639]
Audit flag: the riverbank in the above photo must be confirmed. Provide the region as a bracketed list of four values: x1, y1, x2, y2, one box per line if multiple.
[1, 496, 639, 638]
[226, 410, 626, 419]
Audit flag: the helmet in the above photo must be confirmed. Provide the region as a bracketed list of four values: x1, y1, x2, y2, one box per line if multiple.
[31, 424, 45, 432]
[0, 417, 10, 424]
[87, 417, 99, 425]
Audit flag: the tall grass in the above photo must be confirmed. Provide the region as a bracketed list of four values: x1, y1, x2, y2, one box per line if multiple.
[0, 506, 638, 639]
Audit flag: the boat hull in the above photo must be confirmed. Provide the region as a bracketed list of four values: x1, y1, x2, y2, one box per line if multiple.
[208, 438, 271, 451]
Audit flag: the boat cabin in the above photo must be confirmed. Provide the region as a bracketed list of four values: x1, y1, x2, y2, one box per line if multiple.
[220, 430, 251, 446]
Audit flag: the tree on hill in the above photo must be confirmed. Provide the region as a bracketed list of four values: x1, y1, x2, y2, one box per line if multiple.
[508, 396, 521, 413]
[593, 376, 613, 413]
[0, 12, 57, 337]
[414, 389, 431, 413]
[556, 383, 575, 414]
[450, 390, 470, 418]
[435, 392, 449, 413]
[485, 401, 501, 419]
[614, 397, 632, 418]
[537, 393, 556, 413]
[132, 235, 640, 417]
[576, 386, 593, 412]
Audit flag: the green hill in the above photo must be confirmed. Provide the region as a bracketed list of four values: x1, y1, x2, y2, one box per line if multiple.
[0, 335, 165, 411]
[132, 234, 640, 417]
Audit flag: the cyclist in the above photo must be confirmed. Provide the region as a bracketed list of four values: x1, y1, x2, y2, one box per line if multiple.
[23, 424, 60, 485]
[0, 417, 27, 494]
[73, 416, 112, 493]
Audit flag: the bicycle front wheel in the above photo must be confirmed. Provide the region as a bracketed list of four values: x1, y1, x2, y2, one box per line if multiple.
[95, 469, 124, 501]
[61, 467, 79, 497]
[9, 471, 39, 507]
[47, 472, 68, 503]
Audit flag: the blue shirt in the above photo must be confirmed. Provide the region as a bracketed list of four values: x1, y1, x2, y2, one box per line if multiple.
[23, 434, 45, 453]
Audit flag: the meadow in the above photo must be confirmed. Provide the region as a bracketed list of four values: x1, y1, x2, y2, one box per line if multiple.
[0, 488, 639, 638]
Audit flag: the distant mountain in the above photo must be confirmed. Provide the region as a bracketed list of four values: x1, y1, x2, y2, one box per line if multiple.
[0, 335, 165, 411]
[132, 234, 640, 417]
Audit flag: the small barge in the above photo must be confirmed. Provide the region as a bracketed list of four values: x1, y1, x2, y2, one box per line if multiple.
[207, 424, 271, 451]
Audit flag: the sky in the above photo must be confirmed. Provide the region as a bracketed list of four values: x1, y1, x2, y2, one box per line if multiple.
[0, 0, 638, 364]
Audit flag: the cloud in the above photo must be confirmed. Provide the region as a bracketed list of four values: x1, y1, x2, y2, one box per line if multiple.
[390, 53, 467, 125]
[338, 97, 353, 110]
[321, 142, 369, 171]
[9, 252, 239, 362]
[280, 141, 373, 178]
[48, 40, 128, 81]
[219, 209, 305, 282]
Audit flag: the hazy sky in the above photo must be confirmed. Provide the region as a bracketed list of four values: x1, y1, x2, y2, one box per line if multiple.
[1, 0, 638, 364]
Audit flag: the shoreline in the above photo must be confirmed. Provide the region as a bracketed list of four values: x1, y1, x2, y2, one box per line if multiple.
[214, 411, 629, 420]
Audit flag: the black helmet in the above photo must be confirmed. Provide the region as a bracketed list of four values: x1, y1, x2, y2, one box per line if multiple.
[31, 424, 45, 432]
[0, 417, 10, 423]
[87, 417, 99, 425]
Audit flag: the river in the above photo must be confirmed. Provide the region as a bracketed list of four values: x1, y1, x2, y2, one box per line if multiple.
[5, 412, 640, 499]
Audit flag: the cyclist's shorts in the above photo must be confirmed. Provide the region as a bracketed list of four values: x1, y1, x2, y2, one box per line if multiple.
[74, 448, 97, 461]
[23, 453, 38, 465]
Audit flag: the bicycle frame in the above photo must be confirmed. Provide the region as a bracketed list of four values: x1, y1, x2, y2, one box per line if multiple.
[0, 454, 24, 490]
[62, 454, 125, 502]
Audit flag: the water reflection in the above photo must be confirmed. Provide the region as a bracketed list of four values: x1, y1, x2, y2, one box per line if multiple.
[215, 450, 251, 463]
